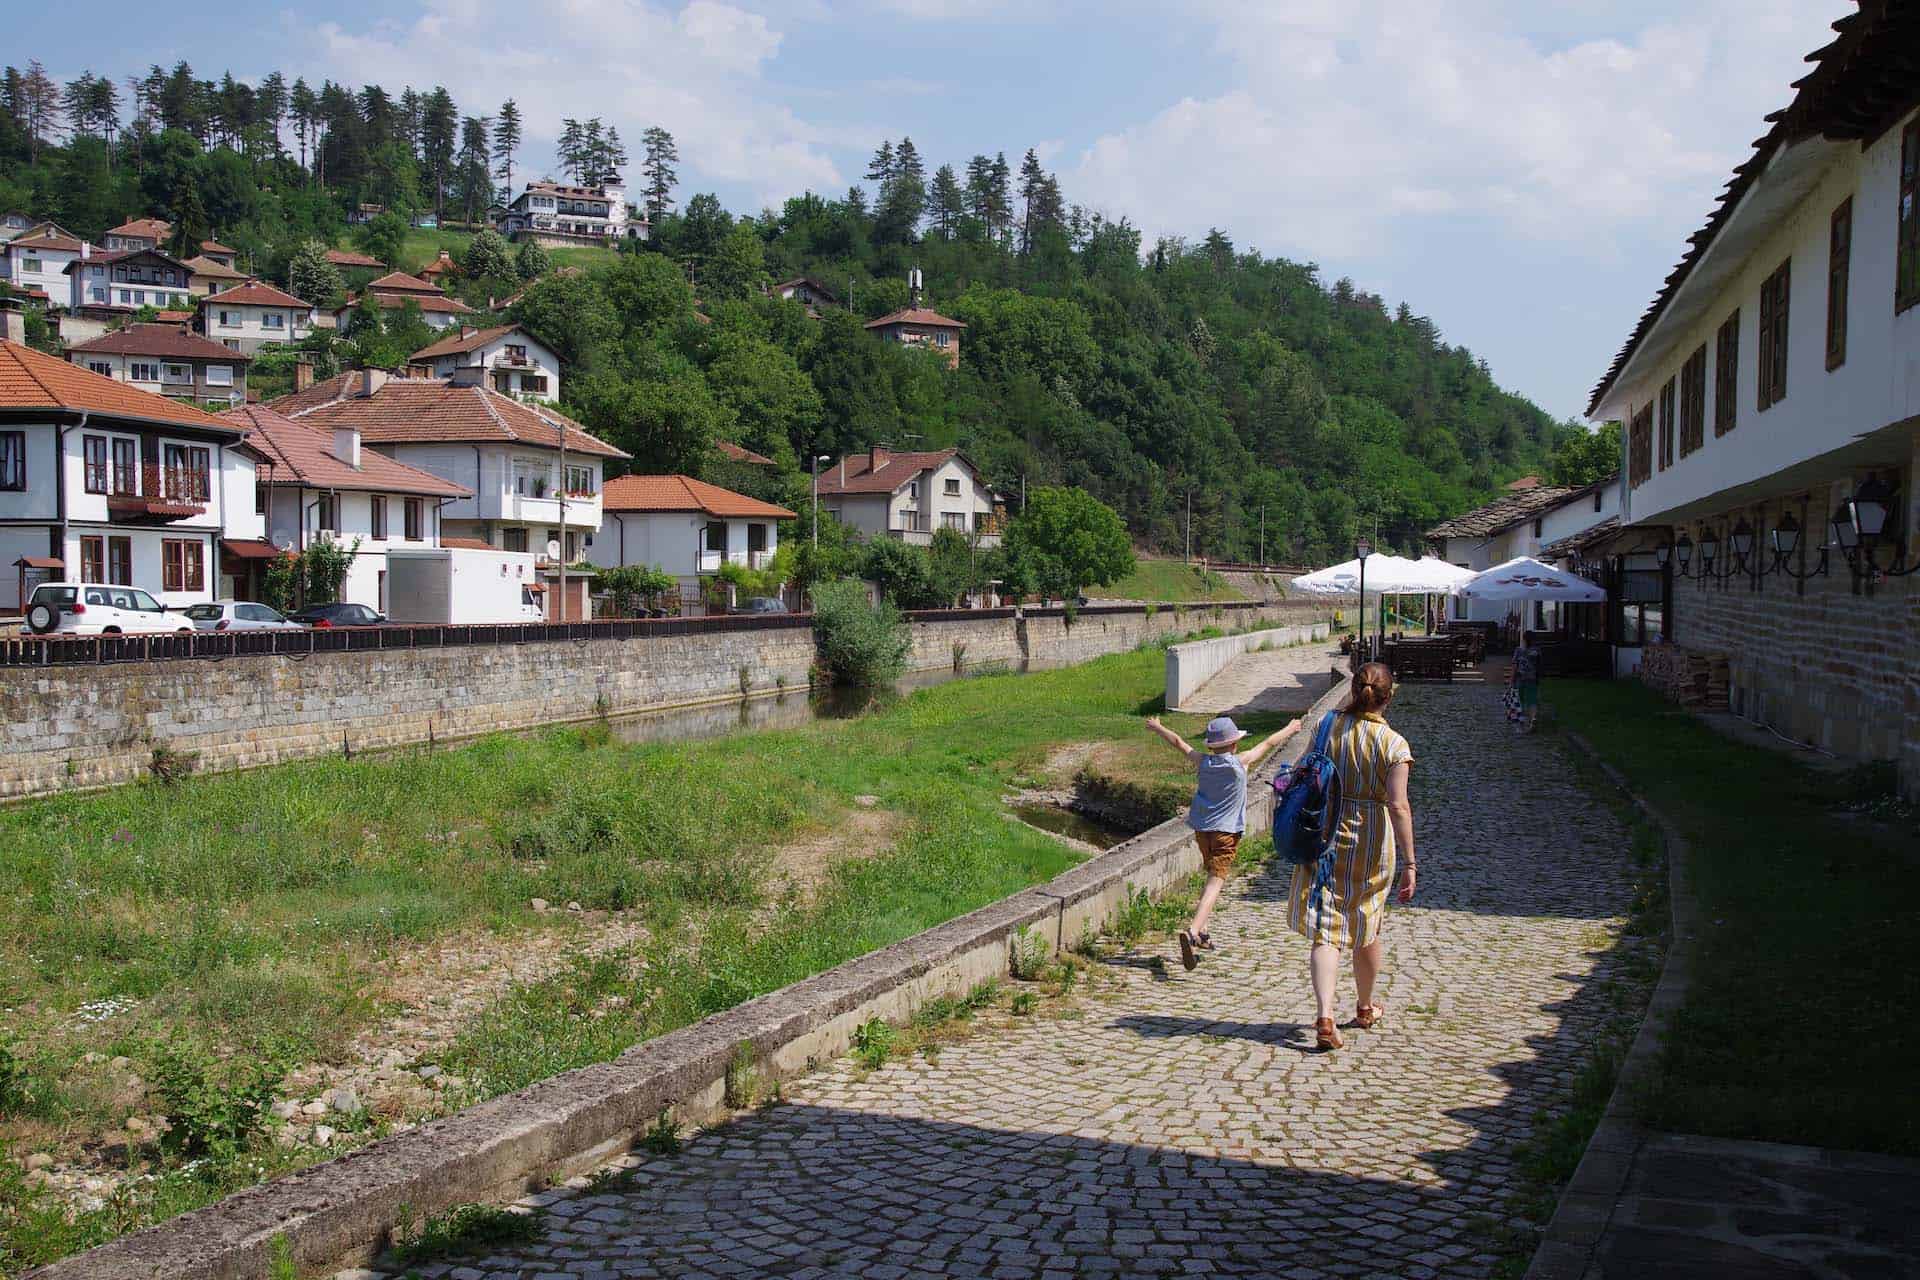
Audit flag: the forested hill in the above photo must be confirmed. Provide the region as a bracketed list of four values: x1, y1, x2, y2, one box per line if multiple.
[0, 60, 1577, 561]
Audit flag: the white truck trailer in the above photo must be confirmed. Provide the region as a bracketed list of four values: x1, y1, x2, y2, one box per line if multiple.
[384, 547, 546, 624]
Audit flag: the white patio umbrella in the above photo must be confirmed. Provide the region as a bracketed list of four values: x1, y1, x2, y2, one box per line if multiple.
[1458, 556, 1607, 604]
[1400, 557, 1478, 594]
[1289, 553, 1428, 597]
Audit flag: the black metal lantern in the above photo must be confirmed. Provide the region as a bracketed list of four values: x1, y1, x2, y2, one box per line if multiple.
[1699, 526, 1719, 570]
[1848, 476, 1894, 545]
[1653, 541, 1671, 568]
[1771, 512, 1800, 558]
[1730, 519, 1754, 560]
[1830, 503, 1859, 552]
[1675, 532, 1693, 573]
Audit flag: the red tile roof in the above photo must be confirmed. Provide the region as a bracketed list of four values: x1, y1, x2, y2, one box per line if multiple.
[1504, 475, 1543, 491]
[0, 339, 242, 432]
[716, 440, 775, 465]
[347, 290, 476, 316]
[199, 239, 238, 255]
[221, 403, 472, 497]
[601, 474, 794, 518]
[864, 307, 965, 330]
[220, 538, 285, 561]
[69, 323, 254, 363]
[154, 310, 195, 323]
[418, 252, 460, 278]
[272, 371, 628, 459]
[365, 270, 443, 296]
[815, 448, 964, 496]
[6, 232, 86, 253]
[201, 280, 311, 309]
[107, 218, 171, 240]
[410, 323, 523, 360]
[183, 254, 248, 280]
[324, 249, 385, 269]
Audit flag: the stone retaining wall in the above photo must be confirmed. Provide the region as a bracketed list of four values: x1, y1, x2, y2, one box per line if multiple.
[27, 671, 1349, 1280]
[0, 601, 1329, 802]
[1163, 621, 1331, 710]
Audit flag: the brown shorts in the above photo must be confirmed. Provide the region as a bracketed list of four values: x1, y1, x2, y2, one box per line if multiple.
[1196, 830, 1241, 879]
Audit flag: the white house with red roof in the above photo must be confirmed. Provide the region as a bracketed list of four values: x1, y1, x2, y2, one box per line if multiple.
[409, 323, 559, 402]
[815, 446, 1001, 546]
[221, 404, 472, 611]
[67, 324, 250, 407]
[498, 180, 647, 246]
[335, 270, 478, 332]
[197, 280, 314, 354]
[588, 474, 794, 591]
[1, 229, 93, 307]
[102, 218, 172, 253]
[0, 306, 261, 611]
[271, 368, 628, 568]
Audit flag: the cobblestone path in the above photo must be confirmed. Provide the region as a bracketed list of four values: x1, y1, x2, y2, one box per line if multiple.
[1177, 643, 1344, 717]
[351, 684, 1653, 1280]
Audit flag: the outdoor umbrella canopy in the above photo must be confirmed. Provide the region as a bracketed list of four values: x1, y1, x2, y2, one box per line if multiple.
[1400, 557, 1478, 593]
[1459, 556, 1607, 604]
[1290, 553, 1430, 597]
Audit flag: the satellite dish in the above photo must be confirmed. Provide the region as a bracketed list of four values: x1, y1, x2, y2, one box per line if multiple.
[546, 539, 562, 560]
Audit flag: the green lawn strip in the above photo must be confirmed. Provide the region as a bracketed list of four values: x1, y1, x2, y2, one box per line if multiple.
[1548, 678, 1920, 1157]
[1098, 560, 1246, 603]
[0, 649, 1186, 1267]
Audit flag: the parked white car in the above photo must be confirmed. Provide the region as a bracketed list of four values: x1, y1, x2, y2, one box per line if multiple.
[24, 583, 192, 635]
[181, 601, 306, 632]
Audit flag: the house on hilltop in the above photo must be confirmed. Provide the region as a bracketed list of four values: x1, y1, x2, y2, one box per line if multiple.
[102, 218, 172, 253]
[196, 280, 314, 355]
[67, 324, 250, 408]
[497, 180, 648, 247]
[408, 323, 559, 402]
[815, 446, 1001, 546]
[588, 474, 795, 595]
[336, 270, 476, 332]
[865, 270, 963, 368]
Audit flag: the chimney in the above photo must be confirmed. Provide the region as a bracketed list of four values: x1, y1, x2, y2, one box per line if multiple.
[333, 426, 362, 468]
[0, 297, 23, 345]
[359, 368, 390, 397]
[449, 365, 487, 388]
[81, 242, 91, 260]
[293, 358, 315, 392]
[869, 444, 890, 471]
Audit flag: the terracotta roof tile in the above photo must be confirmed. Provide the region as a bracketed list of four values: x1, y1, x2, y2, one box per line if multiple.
[201, 280, 311, 309]
[6, 232, 86, 253]
[815, 449, 962, 496]
[601, 474, 794, 518]
[183, 254, 248, 279]
[107, 218, 171, 239]
[324, 249, 384, 269]
[221, 404, 471, 497]
[69, 323, 254, 362]
[410, 324, 522, 360]
[864, 307, 965, 330]
[199, 239, 238, 255]
[272, 371, 628, 459]
[1425, 485, 1585, 540]
[366, 270, 443, 295]
[346, 290, 476, 316]
[716, 440, 775, 465]
[0, 339, 243, 433]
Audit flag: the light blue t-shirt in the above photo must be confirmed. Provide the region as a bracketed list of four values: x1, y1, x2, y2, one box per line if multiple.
[1188, 750, 1247, 834]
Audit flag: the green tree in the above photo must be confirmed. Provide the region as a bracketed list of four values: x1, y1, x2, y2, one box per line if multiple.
[462, 227, 514, 281]
[640, 125, 678, 222]
[513, 237, 552, 280]
[511, 270, 618, 366]
[703, 221, 768, 302]
[286, 239, 346, 308]
[1003, 486, 1134, 599]
[356, 210, 407, 267]
[1549, 420, 1622, 487]
[492, 98, 522, 194]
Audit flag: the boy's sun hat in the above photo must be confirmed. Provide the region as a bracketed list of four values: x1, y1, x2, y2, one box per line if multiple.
[1203, 716, 1247, 749]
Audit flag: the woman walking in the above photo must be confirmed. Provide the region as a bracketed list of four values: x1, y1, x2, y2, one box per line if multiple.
[1288, 662, 1417, 1051]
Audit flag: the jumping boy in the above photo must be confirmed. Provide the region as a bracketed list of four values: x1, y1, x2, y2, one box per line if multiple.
[1145, 713, 1303, 970]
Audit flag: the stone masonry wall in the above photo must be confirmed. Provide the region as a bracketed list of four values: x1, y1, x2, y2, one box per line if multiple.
[1, 601, 1332, 802]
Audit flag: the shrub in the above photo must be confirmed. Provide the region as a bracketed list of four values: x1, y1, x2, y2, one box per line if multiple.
[514, 238, 553, 280]
[810, 579, 908, 688]
[599, 564, 676, 616]
[146, 1042, 286, 1159]
[640, 1108, 681, 1155]
[1009, 926, 1049, 980]
[851, 1017, 896, 1069]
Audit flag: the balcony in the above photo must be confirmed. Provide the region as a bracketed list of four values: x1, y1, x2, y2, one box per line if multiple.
[105, 464, 207, 521]
[748, 550, 775, 570]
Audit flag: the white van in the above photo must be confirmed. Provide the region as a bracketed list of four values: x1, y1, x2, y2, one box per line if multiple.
[24, 583, 192, 635]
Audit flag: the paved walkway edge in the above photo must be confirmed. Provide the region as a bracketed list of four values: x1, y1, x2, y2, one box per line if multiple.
[27, 676, 1348, 1280]
[1522, 729, 1699, 1280]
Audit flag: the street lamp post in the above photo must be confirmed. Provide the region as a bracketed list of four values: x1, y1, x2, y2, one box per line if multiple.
[811, 454, 830, 548]
[1355, 534, 1373, 665]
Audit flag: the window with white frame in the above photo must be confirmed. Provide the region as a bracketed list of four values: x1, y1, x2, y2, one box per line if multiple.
[205, 365, 232, 386]
[163, 364, 192, 384]
[263, 312, 286, 329]
[943, 477, 961, 496]
[87, 360, 112, 376]
[129, 362, 160, 382]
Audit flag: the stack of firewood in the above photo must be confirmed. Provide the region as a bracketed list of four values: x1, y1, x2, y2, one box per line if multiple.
[1639, 644, 1730, 710]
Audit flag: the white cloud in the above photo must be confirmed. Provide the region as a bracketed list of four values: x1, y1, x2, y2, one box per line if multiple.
[1066, 1, 1841, 262]
[296, 0, 844, 205]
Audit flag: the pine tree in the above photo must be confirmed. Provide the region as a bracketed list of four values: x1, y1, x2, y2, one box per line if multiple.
[1017, 148, 1047, 253]
[603, 126, 627, 185]
[420, 87, 458, 218]
[397, 88, 424, 159]
[289, 78, 316, 174]
[558, 118, 584, 181]
[257, 72, 287, 158]
[865, 139, 895, 195]
[928, 164, 964, 240]
[455, 116, 492, 225]
[579, 118, 605, 184]
[640, 125, 678, 222]
[492, 99, 522, 193]
[963, 154, 993, 225]
[20, 61, 58, 161]
[988, 152, 1012, 241]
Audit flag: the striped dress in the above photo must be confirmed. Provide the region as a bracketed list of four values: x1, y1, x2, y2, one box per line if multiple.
[1286, 710, 1414, 949]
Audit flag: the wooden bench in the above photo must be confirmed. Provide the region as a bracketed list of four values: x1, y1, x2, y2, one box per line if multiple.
[1383, 640, 1455, 683]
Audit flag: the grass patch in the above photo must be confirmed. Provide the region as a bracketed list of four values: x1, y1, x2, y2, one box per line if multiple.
[1099, 559, 1246, 603]
[1550, 678, 1920, 1156]
[389, 1201, 543, 1266]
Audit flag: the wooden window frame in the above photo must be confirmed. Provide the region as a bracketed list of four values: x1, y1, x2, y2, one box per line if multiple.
[162, 538, 204, 593]
[1680, 344, 1707, 458]
[316, 494, 336, 535]
[1827, 197, 1851, 369]
[79, 535, 104, 582]
[369, 495, 387, 540]
[107, 536, 132, 586]
[1714, 310, 1739, 436]
[1628, 404, 1653, 489]
[1657, 377, 1676, 471]
[0, 431, 24, 491]
[404, 498, 423, 542]
[1899, 119, 1919, 315]
[1757, 259, 1789, 410]
[111, 438, 137, 494]
[82, 434, 108, 493]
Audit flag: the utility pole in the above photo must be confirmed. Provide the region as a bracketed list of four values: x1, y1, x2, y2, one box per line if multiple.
[1184, 491, 1192, 564]
[556, 428, 568, 621]
[811, 454, 830, 547]
[1259, 504, 1265, 568]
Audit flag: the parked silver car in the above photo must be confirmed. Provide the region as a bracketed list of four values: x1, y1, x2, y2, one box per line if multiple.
[181, 601, 307, 632]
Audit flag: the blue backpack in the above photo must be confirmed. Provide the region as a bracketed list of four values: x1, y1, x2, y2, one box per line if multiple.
[1272, 710, 1343, 872]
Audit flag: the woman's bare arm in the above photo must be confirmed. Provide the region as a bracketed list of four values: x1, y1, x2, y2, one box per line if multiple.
[1386, 760, 1416, 902]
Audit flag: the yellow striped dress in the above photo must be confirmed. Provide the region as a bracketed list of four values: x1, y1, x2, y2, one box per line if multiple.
[1286, 710, 1414, 949]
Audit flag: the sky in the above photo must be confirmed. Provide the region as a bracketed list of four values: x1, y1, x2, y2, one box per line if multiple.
[10, 0, 1856, 422]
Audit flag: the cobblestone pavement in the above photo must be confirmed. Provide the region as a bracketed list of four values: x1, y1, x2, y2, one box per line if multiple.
[347, 684, 1653, 1280]
[1178, 643, 1345, 717]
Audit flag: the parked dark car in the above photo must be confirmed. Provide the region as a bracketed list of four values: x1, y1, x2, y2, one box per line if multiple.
[729, 596, 789, 615]
[287, 602, 387, 628]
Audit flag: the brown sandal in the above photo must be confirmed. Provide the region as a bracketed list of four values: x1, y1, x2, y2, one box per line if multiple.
[1314, 1018, 1344, 1051]
[1352, 1003, 1384, 1030]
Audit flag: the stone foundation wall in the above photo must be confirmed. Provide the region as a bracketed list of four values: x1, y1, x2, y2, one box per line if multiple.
[1, 601, 1332, 802]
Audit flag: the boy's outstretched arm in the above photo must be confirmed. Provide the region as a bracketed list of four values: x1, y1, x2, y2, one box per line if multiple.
[1144, 715, 1198, 759]
[1239, 717, 1304, 768]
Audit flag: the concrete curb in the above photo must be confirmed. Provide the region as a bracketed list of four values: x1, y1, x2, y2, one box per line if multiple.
[1163, 624, 1331, 711]
[1522, 729, 1698, 1280]
[27, 674, 1349, 1280]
